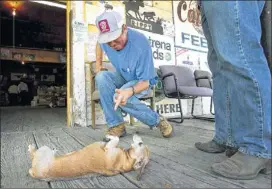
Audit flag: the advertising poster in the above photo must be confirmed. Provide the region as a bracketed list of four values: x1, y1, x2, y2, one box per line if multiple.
[124, 0, 174, 37]
[154, 98, 188, 118]
[10, 73, 24, 81]
[59, 53, 66, 63]
[134, 28, 175, 68]
[0, 48, 10, 59]
[198, 53, 211, 73]
[176, 47, 201, 71]
[87, 25, 109, 62]
[12, 52, 23, 61]
[41, 75, 55, 82]
[176, 47, 211, 74]
[86, 32, 99, 62]
[173, 0, 208, 52]
[135, 97, 188, 120]
[197, 52, 213, 115]
[23, 54, 35, 61]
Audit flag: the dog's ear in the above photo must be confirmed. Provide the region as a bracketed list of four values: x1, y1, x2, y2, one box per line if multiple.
[133, 158, 144, 170]
[133, 157, 148, 181]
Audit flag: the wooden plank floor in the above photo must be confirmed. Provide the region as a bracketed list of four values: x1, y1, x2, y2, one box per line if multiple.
[1, 107, 271, 188]
[0, 106, 66, 132]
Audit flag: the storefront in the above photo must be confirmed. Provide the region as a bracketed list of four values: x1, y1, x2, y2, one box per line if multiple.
[2, 1, 263, 128]
[65, 1, 214, 128]
[2, 1, 269, 128]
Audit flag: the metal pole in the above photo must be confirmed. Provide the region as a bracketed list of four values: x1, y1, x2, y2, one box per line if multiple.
[0, 11, 2, 46]
[13, 15, 15, 48]
[66, 1, 71, 127]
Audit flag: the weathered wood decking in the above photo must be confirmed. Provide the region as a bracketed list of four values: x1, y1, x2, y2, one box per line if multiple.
[1, 107, 271, 188]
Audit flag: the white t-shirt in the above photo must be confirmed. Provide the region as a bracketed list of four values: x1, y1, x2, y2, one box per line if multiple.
[18, 82, 28, 93]
[8, 85, 18, 94]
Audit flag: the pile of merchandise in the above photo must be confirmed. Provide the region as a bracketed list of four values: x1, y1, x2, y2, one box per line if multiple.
[32, 85, 66, 107]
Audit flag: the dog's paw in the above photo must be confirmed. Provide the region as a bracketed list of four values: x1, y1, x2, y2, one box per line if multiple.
[29, 168, 34, 177]
[52, 148, 58, 155]
[28, 144, 36, 152]
[105, 135, 119, 142]
[133, 134, 143, 144]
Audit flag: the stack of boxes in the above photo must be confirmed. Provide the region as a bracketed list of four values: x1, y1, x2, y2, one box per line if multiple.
[32, 86, 66, 107]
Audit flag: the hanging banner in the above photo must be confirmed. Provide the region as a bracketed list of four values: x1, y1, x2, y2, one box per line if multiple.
[1, 47, 67, 63]
[134, 29, 176, 68]
[173, 0, 208, 52]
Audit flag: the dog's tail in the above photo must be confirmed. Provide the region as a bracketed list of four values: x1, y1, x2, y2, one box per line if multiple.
[29, 146, 56, 178]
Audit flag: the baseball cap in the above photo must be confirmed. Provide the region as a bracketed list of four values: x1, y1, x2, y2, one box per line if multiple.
[95, 10, 124, 44]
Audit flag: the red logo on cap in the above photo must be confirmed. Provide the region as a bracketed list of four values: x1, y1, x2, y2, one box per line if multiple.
[98, 19, 110, 33]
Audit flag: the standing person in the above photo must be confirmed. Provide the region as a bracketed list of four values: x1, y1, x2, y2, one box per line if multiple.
[195, 1, 271, 179]
[18, 79, 29, 106]
[8, 82, 18, 106]
[94, 10, 173, 142]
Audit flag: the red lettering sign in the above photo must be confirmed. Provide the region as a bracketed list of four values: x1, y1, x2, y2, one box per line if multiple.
[177, 0, 201, 27]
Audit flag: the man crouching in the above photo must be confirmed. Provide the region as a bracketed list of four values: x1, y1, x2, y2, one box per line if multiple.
[94, 9, 173, 142]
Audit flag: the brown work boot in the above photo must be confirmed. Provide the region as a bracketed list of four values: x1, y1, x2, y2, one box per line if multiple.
[103, 123, 127, 142]
[212, 151, 270, 180]
[156, 116, 173, 138]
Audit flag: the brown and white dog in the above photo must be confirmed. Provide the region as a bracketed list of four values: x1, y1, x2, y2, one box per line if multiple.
[28, 135, 150, 181]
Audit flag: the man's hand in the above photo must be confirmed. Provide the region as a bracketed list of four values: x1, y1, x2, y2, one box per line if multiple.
[114, 88, 133, 110]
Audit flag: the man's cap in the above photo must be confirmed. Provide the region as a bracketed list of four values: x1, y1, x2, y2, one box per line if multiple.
[95, 10, 124, 44]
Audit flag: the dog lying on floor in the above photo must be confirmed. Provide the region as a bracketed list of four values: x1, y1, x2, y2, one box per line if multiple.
[28, 135, 150, 181]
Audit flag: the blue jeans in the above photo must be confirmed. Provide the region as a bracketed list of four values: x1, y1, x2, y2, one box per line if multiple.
[95, 71, 160, 128]
[201, 1, 271, 158]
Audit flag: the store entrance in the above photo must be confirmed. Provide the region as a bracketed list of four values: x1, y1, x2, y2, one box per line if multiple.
[0, 1, 67, 131]
[1, 60, 66, 108]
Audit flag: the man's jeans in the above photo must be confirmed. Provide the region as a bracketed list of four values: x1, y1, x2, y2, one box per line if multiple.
[95, 71, 160, 128]
[200, 1, 271, 158]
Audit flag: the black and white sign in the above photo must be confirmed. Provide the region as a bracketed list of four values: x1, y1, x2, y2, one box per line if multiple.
[124, 0, 174, 36]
